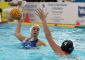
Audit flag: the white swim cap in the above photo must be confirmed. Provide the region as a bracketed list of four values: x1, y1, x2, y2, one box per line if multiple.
[30, 24, 40, 37]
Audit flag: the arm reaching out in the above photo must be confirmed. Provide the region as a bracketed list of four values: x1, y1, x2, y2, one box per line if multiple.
[15, 20, 27, 41]
[35, 9, 68, 55]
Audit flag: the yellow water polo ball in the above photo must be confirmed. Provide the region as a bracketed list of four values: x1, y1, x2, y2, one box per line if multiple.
[10, 8, 22, 20]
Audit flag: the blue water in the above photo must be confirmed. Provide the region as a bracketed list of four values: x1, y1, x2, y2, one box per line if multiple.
[0, 24, 85, 60]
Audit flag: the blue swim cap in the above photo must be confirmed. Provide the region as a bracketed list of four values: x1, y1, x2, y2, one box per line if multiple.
[61, 40, 74, 54]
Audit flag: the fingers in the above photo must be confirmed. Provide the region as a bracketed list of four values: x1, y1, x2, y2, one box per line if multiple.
[35, 11, 39, 16]
[37, 8, 43, 13]
[35, 8, 48, 19]
[35, 8, 42, 16]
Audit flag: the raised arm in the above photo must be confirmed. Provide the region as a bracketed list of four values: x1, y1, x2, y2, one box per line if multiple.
[36, 9, 67, 55]
[15, 20, 27, 41]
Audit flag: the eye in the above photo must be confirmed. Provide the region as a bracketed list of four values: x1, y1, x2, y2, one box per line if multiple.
[33, 27, 39, 31]
[33, 28, 36, 30]
[37, 28, 39, 31]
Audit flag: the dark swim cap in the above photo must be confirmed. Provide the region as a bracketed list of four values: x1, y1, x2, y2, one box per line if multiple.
[61, 40, 74, 54]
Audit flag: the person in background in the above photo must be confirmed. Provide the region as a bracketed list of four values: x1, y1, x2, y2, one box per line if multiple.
[10, 7, 46, 49]
[36, 8, 74, 55]
[15, 20, 46, 49]
[63, 0, 75, 2]
[25, 0, 57, 2]
[0, 8, 2, 22]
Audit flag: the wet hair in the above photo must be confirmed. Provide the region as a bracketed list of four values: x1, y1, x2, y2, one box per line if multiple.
[61, 40, 74, 54]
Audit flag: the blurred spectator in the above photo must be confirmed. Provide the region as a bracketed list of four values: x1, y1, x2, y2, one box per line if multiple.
[63, 0, 75, 2]
[57, 0, 64, 2]
[25, 0, 57, 2]
[5, 0, 12, 2]
[0, 8, 2, 22]
[0, 8, 2, 13]
[24, 0, 85, 2]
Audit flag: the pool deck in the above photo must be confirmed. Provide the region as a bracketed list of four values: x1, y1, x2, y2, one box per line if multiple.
[8, 22, 76, 28]
[2, 22, 85, 28]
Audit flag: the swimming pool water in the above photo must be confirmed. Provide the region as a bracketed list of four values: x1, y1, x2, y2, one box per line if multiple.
[0, 24, 85, 60]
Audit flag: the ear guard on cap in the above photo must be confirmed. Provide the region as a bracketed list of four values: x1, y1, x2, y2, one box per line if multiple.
[61, 40, 74, 54]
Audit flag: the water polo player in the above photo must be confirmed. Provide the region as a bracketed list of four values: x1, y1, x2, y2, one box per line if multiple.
[16, 22, 46, 49]
[36, 8, 74, 55]
[10, 8, 46, 49]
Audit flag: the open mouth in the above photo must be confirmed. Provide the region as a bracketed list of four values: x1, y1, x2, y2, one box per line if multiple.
[33, 33, 38, 37]
[34, 32, 36, 34]
[34, 33, 37, 34]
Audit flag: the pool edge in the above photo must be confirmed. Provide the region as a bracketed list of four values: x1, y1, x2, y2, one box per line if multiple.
[8, 22, 76, 28]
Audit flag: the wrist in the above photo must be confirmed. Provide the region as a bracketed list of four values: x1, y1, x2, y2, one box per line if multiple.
[41, 18, 46, 22]
[41, 18, 46, 21]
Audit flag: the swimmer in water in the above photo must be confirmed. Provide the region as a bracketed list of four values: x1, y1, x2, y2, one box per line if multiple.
[15, 20, 46, 49]
[36, 8, 74, 55]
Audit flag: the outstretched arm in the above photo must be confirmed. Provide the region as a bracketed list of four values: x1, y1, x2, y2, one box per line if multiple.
[15, 20, 27, 41]
[36, 9, 68, 55]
